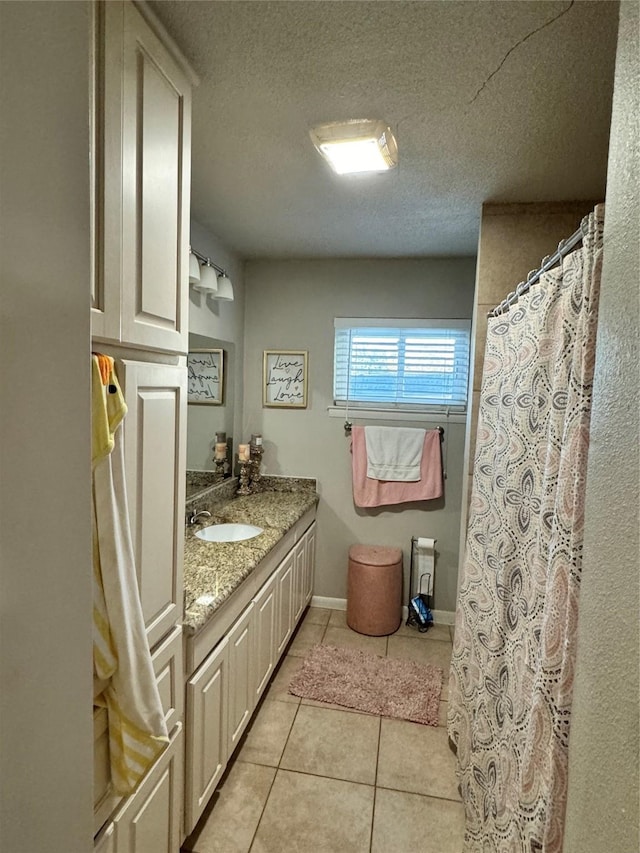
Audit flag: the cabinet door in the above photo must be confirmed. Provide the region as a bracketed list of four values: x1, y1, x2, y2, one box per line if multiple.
[120, 1, 191, 353]
[252, 570, 278, 702]
[112, 723, 183, 853]
[292, 539, 306, 625]
[185, 638, 229, 834]
[304, 522, 316, 606]
[91, 0, 123, 344]
[276, 551, 295, 657]
[151, 625, 183, 735]
[227, 603, 255, 756]
[120, 360, 187, 649]
[94, 822, 115, 853]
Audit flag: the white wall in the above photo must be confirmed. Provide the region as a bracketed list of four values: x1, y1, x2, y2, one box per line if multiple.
[243, 258, 476, 612]
[564, 2, 640, 849]
[0, 2, 93, 851]
[188, 219, 245, 468]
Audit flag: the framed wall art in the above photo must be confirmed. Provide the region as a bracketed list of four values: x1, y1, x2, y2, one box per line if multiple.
[187, 348, 224, 405]
[263, 350, 308, 408]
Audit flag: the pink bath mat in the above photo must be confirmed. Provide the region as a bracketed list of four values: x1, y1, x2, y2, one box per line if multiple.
[288, 644, 443, 726]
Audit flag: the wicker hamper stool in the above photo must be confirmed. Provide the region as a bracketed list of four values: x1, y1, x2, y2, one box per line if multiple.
[347, 544, 403, 636]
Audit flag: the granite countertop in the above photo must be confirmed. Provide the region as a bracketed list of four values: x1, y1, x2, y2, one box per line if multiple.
[183, 479, 318, 636]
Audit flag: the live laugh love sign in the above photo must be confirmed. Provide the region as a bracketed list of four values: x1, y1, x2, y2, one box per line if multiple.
[263, 350, 308, 408]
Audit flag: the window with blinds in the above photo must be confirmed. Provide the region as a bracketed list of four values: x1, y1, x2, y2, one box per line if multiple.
[333, 318, 471, 411]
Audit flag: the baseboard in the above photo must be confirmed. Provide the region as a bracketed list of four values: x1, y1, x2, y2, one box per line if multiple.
[311, 596, 456, 625]
[311, 595, 347, 611]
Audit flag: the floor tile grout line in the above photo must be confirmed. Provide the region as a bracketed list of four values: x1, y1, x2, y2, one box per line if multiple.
[246, 762, 279, 853]
[262, 764, 378, 788]
[369, 713, 383, 852]
[375, 781, 463, 805]
[247, 675, 304, 853]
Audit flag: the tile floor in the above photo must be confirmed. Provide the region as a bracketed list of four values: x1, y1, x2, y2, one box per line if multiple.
[182, 608, 464, 853]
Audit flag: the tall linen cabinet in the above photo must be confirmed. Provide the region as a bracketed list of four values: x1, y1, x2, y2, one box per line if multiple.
[90, 3, 195, 851]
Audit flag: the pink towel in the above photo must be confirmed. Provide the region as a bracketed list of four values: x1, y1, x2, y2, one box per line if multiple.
[351, 426, 443, 508]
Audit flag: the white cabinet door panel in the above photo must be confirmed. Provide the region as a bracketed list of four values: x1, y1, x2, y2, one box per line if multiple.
[252, 570, 278, 702]
[293, 539, 306, 624]
[227, 603, 255, 756]
[276, 551, 295, 657]
[185, 638, 229, 834]
[304, 522, 316, 605]
[120, 360, 186, 649]
[90, 0, 123, 344]
[112, 723, 183, 853]
[120, 2, 191, 354]
[150, 625, 183, 734]
[94, 822, 115, 853]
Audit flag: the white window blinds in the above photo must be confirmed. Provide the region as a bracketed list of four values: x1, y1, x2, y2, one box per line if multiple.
[333, 318, 471, 410]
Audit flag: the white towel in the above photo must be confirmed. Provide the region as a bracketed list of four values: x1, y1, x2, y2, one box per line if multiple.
[92, 359, 168, 795]
[364, 426, 426, 482]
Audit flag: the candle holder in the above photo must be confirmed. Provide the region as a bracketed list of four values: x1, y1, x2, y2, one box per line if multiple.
[249, 444, 264, 493]
[213, 456, 225, 483]
[237, 459, 252, 495]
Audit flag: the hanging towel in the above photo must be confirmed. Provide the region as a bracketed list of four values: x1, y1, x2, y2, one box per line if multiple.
[364, 426, 426, 481]
[92, 357, 169, 795]
[351, 426, 443, 508]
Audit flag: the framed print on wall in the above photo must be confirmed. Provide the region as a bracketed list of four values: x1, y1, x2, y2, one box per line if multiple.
[263, 350, 308, 408]
[187, 348, 224, 405]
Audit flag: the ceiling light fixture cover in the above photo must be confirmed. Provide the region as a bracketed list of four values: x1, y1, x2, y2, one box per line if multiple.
[193, 262, 218, 294]
[188, 248, 201, 285]
[309, 119, 398, 175]
[214, 273, 234, 302]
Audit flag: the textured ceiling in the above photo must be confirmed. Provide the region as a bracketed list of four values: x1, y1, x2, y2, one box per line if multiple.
[149, 0, 619, 258]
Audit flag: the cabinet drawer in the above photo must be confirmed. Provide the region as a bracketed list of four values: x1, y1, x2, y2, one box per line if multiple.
[151, 625, 183, 733]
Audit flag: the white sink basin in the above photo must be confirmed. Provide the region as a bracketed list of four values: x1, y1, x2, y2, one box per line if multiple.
[195, 523, 263, 543]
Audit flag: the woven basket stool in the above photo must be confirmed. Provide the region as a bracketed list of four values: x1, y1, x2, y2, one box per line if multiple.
[347, 544, 403, 636]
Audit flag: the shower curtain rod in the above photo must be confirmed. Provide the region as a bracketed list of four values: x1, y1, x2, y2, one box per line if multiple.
[487, 223, 585, 318]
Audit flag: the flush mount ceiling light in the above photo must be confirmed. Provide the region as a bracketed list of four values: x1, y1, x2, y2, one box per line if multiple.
[309, 119, 398, 175]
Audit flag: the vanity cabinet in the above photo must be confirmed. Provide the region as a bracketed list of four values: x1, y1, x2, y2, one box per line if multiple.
[92, 0, 192, 354]
[184, 516, 316, 835]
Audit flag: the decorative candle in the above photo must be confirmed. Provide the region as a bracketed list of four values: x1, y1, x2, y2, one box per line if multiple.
[214, 442, 227, 460]
[215, 431, 226, 443]
[238, 444, 250, 462]
[251, 433, 263, 447]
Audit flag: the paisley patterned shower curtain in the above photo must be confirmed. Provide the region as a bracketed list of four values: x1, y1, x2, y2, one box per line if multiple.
[448, 206, 605, 852]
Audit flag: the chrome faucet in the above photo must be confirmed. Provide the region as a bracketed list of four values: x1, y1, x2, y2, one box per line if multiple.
[187, 509, 212, 526]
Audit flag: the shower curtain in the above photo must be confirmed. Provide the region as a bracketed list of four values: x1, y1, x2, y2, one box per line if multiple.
[448, 205, 604, 852]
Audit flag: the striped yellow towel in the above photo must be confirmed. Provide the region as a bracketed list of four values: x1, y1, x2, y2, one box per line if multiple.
[92, 357, 169, 795]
